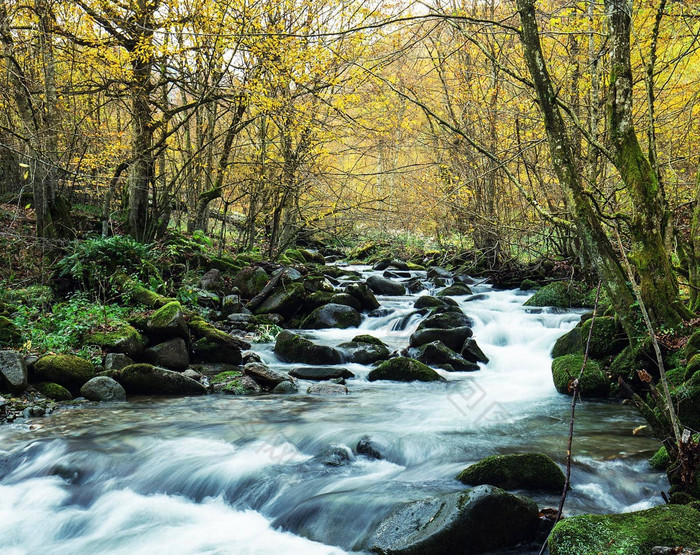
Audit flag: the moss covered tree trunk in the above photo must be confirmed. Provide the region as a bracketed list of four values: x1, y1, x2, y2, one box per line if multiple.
[691, 167, 700, 313]
[604, 0, 691, 327]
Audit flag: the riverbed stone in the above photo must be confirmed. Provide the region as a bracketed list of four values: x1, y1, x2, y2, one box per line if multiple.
[274, 330, 342, 365]
[368, 357, 445, 382]
[437, 283, 473, 297]
[35, 382, 72, 401]
[409, 326, 473, 352]
[188, 316, 248, 357]
[580, 316, 628, 359]
[524, 281, 593, 308]
[273, 381, 298, 394]
[103, 352, 133, 372]
[34, 354, 95, 390]
[337, 336, 390, 365]
[413, 296, 456, 310]
[243, 362, 289, 388]
[551, 326, 583, 358]
[417, 311, 472, 331]
[368, 485, 539, 554]
[191, 337, 242, 365]
[412, 341, 479, 372]
[80, 376, 126, 401]
[86, 324, 145, 358]
[329, 293, 362, 311]
[302, 303, 361, 330]
[144, 337, 190, 371]
[345, 283, 380, 311]
[114, 363, 206, 395]
[548, 504, 700, 555]
[254, 281, 305, 319]
[307, 383, 348, 395]
[0, 350, 28, 393]
[145, 301, 188, 340]
[456, 453, 565, 493]
[233, 266, 269, 299]
[551, 354, 608, 397]
[221, 374, 261, 395]
[356, 436, 384, 459]
[461, 338, 489, 364]
[366, 275, 405, 296]
[289, 367, 354, 381]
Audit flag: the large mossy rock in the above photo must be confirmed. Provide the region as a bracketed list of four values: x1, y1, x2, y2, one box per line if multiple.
[437, 283, 473, 297]
[35, 382, 72, 401]
[34, 354, 95, 390]
[412, 340, 479, 372]
[113, 363, 206, 395]
[0, 350, 28, 393]
[345, 283, 380, 311]
[551, 354, 608, 397]
[274, 330, 342, 365]
[414, 296, 457, 310]
[302, 303, 361, 329]
[233, 267, 269, 299]
[86, 324, 145, 358]
[368, 357, 445, 382]
[456, 453, 565, 493]
[337, 335, 390, 364]
[368, 485, 539, 555]
[253, 282, 305, 319]
[609, 339, 661, 384]
[188, 316, 247, 365]
[548, 505, 700, 555]
[551, 326, 583, 358]
[524, 281, 593, 308]
[580, 316, 628, 359]
[685, 329, 700, 359]
[417, 311, 472, 331]
[410, 326, 473, 352]
[145, 301, 188, 340]
[685, 354, 700, 381]
[0, 316, 21, 347]
[366, 275, 405, 296]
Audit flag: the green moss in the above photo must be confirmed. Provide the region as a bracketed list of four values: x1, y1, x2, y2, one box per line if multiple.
[685, 354, 700, 381]
[351, 334, 386, 347]
[35, 382, 72, 401]
[148, 301, 182, 329]
[86, 324, 144, 356]
[436, 283, 472, 297]
[114, 273, 175, 308]
[210, 371, 242, 384]
[406, 262, 425, 270]
[548, 505, 700, 555]
[649, 446, 670, 470]
[524, 281, 594, 308]
[368, 357, 445, 382]
[519, 279, 540, 290]
[580, 316, 627, 359]
[666, 367, 686, 388]
[551, 354, 608, 397]
[685, 330, 700, 359]
[0, 315, 21, 347]
[34, 354, 94, 389]
[221, 378, 259, 395]
[551, 326, 583, 358]
[456, 453, 565, 493]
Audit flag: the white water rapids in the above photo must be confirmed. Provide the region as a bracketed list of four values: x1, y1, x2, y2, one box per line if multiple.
[0, 266, 666, 554]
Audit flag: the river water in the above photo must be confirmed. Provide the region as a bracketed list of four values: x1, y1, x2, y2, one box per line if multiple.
[0, 266, 666, 554]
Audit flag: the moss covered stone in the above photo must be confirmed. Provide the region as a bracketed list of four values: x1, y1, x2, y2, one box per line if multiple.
[233, 267, 269, 299]
[146, 301, 188, 339]
[210, 370, 242, 384]
[34, 354, 94, 390]
[524, 281, 593, 308]
[551, 326, 583, 358]
[254, 282, 305, 319]
[456, 453, 565, 493]
[519, 279, 540, 290]
[548, 505, 700, 555]
[188, 316, 248, 363]
[302, 303, 361, 329]
[0, 316, 21, 347]
[35, 382, 72, 401]
[368, 357, 445, 382]
[274, 330, 341, 365]
[114, 273, 176, 308]
[649, 446, 670, 470]
[221, 375, 261, 395]
[580, 316, 628, 359]
[352, 334, 385, 347]
[551, 354, 608, 397]
[685, 329, 700, 360]
[114, 363, 206, 396]
[685, 354, 700, 381]
[86, 324, 145, 358]
[437, 283, 473, 297]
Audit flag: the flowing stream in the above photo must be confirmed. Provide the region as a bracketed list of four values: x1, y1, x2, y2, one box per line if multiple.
[0, 266, 667, 554]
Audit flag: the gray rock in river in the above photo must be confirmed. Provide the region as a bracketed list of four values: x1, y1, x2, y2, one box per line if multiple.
[368, 357, 445, 382]
[290, 367, 354, 381]
[417, 311, 472, 331]
[461, 338, 489, 364]
[0, 350, 28, 394]
[409, 326, 473, 352]
[337, 335, 390, 365]
[368, 485, 538, 554]
[103, 352, 133, 373]
[110, 363, 206, 396]
[411, 340, 479, 372]
[302, 303, 362, 330]
[274, 330, 342, 365]
[243, 362, 290, 388]
[307, 383, 348, 395]
[80, 376, 126, 402]
[272, 381, 298, 394]
[144, 337, 190, 371]
[366, 275, 405, 296]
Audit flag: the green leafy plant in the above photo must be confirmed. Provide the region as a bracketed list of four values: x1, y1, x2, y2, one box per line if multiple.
[254, 324, 283, 343]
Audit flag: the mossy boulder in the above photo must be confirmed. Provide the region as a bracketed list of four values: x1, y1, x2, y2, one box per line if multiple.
[649, 446, 670, 470]
[685, 354, 700, 381]
[145, 301, 188, 340]
[414, 296, 455, 310]
[368, 485, 539, 554]
[368, 357, 445, 382]
[580, 316, 628, 359]
[328, 293, 361, 311]
[685, 329, 700, 359]
[274, 330, 342, 365]
[114, 273, 176, 308]
[253, 282, 305, 319]
[303, 291, 335, 314]
[456, 453, 565, 493]
[86, 324, 145, 358]
[345, 283, 380, 311]
[519, 279, 540, 291]
[675, 385, 700, 431]
[609, 339, 662, 384]
[552, 326, 583, 358]
[524, 281, 593, 308]
[188, 315, 248, 351]
[410, 326, 473, 352]
[551, 354, 609, 397]
[221, 375, 261, 395]
[366, 275, 405, 296]
[417, 311, 472, 332]
[337, 336, 390, 365]
[548, 504, 700, 555]
[437, 283, 473, 297]
[35, 382, 72, 401]
[0, 316, 21, 347]
[302, 303, 361, 330]
[412, 340, 479, 372]
[113, 363, 206, 396]
[34, 354, 95, 390]
[233, 267, 269, 299]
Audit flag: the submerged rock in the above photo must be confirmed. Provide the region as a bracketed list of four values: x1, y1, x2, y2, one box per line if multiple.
[456, 453, 565, 493]
[368, 357, 445, 382]
[368, 485, 538, 554]
[548, 505, 700, 555]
